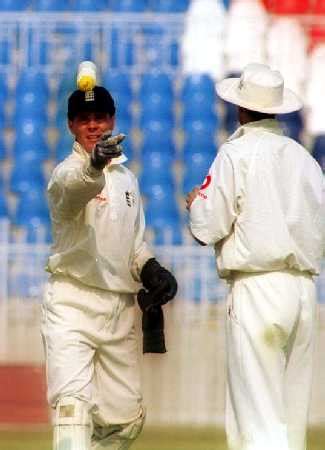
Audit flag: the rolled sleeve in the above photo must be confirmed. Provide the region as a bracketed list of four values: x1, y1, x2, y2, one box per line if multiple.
[189, 149, 237, 245]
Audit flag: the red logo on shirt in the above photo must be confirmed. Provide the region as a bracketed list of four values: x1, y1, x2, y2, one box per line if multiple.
[200, 175, 211, 190]
[95, 195, 107, 202]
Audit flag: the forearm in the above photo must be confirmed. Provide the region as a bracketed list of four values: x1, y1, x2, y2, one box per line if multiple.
[49, 161, 105, 219]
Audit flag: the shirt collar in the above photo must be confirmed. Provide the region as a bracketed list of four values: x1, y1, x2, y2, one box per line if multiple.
[227, 119, 284, 142]
[72, 140, 128, 167]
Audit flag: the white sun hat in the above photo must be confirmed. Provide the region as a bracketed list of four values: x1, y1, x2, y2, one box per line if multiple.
[216, 63, 303, 114]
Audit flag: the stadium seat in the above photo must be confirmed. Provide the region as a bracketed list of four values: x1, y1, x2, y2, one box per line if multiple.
[149, 0, 189, 12]
[139, 94, 174, 125]
[16, 70, 49, 98]
[13, 91, 49, 126]
[33, 0, 69, 11]
[278, 111, 304, 143]
[152, 223, 183, 245]
[0, 75, 9, 103]
[105, 27, 134, 69]
[183, 119, 217, 153]
[0, 0, 29, 10]
[262, 0, 309, 14]
[10, 152, 46, 194]
[0, 39, 12, 65]
[25, 219, 52, 243]
[182, 151, 215, 194]
[181, 74, 215, 100]
[14, 120, 50, 161]
[139, 72, 173, 97]
[313, 0, 325, 14]
[0, 193, 9, 217]
[109, 0, 147, 12]
[140, 120, 175, 156]
[312, 135, 325, 172]
[72, 0, 108, 11]
[182, 99, 218, 127]
[103, 72, 133, 112]
[15, 189, 50, 226]
[0, 129, 7, 160]
[56, 132, 74, 162]
[145, 185, 180, 229]
[223, 100, 238, 135]
[139, 152, 175, 195]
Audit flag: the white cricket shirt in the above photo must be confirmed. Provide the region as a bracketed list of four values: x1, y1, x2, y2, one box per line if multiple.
[190, 119, 325, 278]
[46, 141, 153, 293]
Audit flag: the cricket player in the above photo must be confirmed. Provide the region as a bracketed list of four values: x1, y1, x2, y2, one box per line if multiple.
[42, 83, 177, 450]
[186, 63, 325, 450]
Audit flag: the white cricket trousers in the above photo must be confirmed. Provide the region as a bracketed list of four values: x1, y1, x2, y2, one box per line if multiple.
[41, 274, 143, 428]
[226, 270, 317, 450]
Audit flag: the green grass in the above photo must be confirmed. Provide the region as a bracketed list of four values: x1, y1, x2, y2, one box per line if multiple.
[0, 426, 324, 450]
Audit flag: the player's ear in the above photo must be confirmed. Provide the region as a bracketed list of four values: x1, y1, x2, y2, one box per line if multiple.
[109, 114, 116, 130]
[68, 119, 74, 134]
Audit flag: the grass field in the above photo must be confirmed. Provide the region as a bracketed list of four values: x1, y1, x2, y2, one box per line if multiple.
[0, 426, 324, 450]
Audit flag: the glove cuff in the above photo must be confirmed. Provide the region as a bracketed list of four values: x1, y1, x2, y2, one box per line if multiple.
[143, 330, 167, 354]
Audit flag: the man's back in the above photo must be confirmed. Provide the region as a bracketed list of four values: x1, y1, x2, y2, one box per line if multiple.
[217, 119, 324, 277]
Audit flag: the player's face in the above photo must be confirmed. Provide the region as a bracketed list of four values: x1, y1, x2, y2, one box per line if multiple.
[69, 112, 115, 153]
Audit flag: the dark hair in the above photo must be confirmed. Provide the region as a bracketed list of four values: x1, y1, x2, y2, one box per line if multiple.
[243, 107, 275, 122]
[68, 86, 116, 121]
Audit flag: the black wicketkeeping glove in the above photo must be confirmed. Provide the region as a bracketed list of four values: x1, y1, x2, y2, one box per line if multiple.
[137, 259, 177, 354]
[142, 306, 166, 354]
[91, 131, 125, 170]
[138, 258, 177, 311]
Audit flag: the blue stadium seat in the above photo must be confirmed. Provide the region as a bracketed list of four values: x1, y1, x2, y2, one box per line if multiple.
[152, 223, 183, 245]
[139, 95, 174, 125]
[0, 0, 29, 10]
[25, 219, 52, 243]
[140, 121, 175, 156]
[109, 0, 147, 11]
[139, 152, 175, 195]
[56, 132, 74, 162]
[16, 70, 49, 98]
[13, 91, 49, 125]
[182, 151, 215, 194]
[103, 72, 133, 114]
[9, 163, 45, 194]
[15, 189, 50, 226]
[105, 27, 134, 69]
[183, 119, 217, 153]
[0, 129, 7, 160]
[279, 111, 304, 143]
[0, 193, 9, 218]
[0, 39, 12, 65]
[73, 0, 107, 11]
[149, 0, 189, 12]
[223, 101, 238, 135]
[14, 120, 50, 161]
[103, 72, 132, 97]
[139, 72, 173, 97]
[0, 75, 9, 104]
[312, 135, 325, 172]
[33, 0, 69, 11]
[145, 184, 179, 228]
[182, 100, 218, 127]
[181, 74, 215, 100]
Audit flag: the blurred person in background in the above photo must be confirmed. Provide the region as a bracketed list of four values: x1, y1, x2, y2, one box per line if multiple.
[186, 63, 325, 450]
[42, 81, 177, 450]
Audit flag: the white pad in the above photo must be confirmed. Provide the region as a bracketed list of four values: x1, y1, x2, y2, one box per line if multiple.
[54, 396, 91, 450]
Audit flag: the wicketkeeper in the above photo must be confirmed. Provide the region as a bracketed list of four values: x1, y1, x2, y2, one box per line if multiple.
[41, 78, 177, 450]
[187, 64, 325, 450]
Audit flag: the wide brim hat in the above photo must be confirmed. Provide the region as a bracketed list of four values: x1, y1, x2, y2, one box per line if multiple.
[216, 63, 303, 114]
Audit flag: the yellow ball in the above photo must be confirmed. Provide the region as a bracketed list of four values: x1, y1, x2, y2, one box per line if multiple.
[78, 75, 96, 92]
